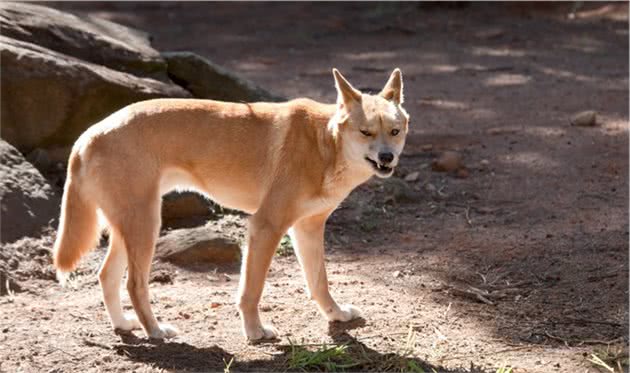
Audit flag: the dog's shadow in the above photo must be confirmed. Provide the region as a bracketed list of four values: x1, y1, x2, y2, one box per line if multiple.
[97, 322, 481, 372]
[108, 333, 234, 371]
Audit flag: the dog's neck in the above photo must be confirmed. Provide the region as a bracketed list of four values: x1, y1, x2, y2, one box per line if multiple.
[320, 113, 373, 194]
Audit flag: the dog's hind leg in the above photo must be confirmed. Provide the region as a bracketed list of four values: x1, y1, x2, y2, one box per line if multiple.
[98, 229, 142, 331]
[120, 196, 178, 339]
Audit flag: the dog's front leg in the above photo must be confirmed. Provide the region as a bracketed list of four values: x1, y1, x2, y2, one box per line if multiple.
[237, 213, 287, 340]
[289, 213, 362, 322]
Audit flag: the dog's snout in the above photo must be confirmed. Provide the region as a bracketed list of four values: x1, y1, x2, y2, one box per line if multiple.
[378, 152, 394, 164]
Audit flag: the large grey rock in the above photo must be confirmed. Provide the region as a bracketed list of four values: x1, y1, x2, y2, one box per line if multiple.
[0, 2, 167, 78]
[0, 35, 190, 162]
[156, 225, 241, 266]
[163, 51, 284, 102]
[0, 140, 60, 243]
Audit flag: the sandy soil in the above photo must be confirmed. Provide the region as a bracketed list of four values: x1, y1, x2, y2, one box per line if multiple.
[1, 3, 628, 373]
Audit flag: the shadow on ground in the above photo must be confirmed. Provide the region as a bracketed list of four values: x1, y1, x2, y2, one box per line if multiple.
[96, 320, 486, 372]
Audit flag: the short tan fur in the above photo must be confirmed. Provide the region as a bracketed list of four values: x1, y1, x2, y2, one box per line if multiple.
[53, 68, 409, 340]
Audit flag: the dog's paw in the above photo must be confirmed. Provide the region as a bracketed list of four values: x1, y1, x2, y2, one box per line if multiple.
[328, 304, 362, 322]
[245, 324, 278, 341]
[113, 313, 143, 331]
[149, 323, 179, 339]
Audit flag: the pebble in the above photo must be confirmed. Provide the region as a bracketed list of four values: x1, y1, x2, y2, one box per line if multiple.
[456, 168, 470, 179]
[432, 151, 463, 172]
[570, 110, 598, 127]
[404, 171, 420, 182]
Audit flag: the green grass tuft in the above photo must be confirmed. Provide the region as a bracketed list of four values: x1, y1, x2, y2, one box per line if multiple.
[286, 341, 361, 372]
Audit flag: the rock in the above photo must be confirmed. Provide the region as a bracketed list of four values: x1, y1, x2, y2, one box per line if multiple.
[1, 35, 190, 162]
[479, 159, 490, 169]
[162, 192, 214, 226]
[570, 110, 598, 127]
[156, 225, 241, 266]
[456, 168, 470, 179]
[163, 51, 284, 102]
[474, 28, 505, 40]
[404, 171, 420, 182]
[0, 2, 168, 78]
[432, 151, 463, 172]
[150, 270, 174, 284]
[0, 140, 60, 243]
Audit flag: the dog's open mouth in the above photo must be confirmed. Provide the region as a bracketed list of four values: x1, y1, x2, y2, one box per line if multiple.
[365, 157, 393, 175]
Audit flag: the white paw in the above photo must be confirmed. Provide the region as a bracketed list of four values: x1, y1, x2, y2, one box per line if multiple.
[149, 323, 179, 339]
[113, 313, 143, 331]
[328, 304, 362, 322]
[245, 324, 278, 341]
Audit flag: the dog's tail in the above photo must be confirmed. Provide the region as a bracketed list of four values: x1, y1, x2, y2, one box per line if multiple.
[52, 152, 100, 285]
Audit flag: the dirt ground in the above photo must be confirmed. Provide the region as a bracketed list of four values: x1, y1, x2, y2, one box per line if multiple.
[1, 3, 628, 373]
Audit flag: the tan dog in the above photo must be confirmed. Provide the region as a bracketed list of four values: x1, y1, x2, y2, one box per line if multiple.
[53, 68, 409, 340]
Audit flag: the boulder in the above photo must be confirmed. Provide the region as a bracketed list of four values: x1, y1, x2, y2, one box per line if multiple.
[161, 191, 215, 227]
[156, 225, 241, 266]
[0, 140, 60, 243]
[163, 51, 284, 102]
[0, 2, 168, 78]
[1, 36, 190, 162]
[0, 2, 282, 226]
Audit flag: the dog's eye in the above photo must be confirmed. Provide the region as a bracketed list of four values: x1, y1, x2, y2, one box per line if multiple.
[391, 129, 400, 136]
[360, 129, 372, 137]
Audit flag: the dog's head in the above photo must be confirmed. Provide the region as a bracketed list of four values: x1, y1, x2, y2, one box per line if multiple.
[331, 68, 409, 178]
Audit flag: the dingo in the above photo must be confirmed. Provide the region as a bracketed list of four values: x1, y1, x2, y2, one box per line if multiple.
[53, 68, 409, 340]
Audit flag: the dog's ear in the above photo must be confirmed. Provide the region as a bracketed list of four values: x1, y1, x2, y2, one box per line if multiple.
[380, 68, 404, 105]
[333, 68, 362, 110]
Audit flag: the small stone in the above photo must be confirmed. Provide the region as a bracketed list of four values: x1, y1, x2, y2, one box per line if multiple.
[479, 159, 490, 169]
[570, 110, 598, 127]
[456, 168, 470, 179]
[432, 151, 463, 172]
[179, 312, 191, 319]
[150, 270, 173, 284]
[393, 270, 402, 278]
[404, 171, 420, 182]
[210, 302, 221, 309]
[474, 28, 505, 39]
[420, 144, 433, 152]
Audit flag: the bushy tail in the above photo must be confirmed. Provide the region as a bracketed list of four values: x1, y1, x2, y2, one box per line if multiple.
[52, 154, 99, 283]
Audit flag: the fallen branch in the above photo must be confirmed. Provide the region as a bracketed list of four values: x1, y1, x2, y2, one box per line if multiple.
[448, 286, 495, 306]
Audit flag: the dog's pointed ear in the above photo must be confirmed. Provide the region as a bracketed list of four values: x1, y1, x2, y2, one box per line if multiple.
[380, 68, 404, 104]
[333, 68, 362, 109]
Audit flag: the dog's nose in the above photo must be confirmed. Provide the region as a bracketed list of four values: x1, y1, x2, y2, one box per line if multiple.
[378, 152, 394, 164]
